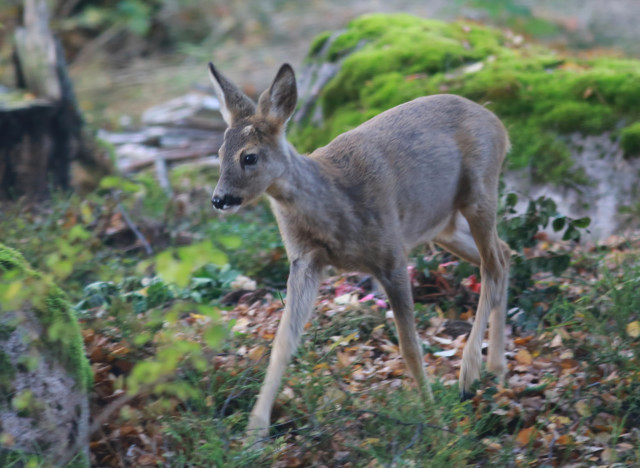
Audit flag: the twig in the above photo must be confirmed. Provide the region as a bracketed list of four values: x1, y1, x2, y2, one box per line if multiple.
[89, 391, 138, 436]
[113, 192, 153, 255]
[388, 423, 423, 468]
[154, 153, 173, 197]
[343, 409, 483, 446]
[56, 391, 138, 468]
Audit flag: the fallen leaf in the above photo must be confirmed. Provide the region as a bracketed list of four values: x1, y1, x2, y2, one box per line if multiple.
[627, 321, 640, 338]
[550, 334, 563, 347]
[337, 350, 355, 368]
[231, 317, 250, 333]
[601, 447, 615, 463]
[514, 336, 534, 346]
[248, 345, 266, 362]
[575, 400, 592, 417]
[138, 454, 159, 466]
[515, 349, 533, 366]
[433, 348, 458, 358]
[516, 427, 537, 446]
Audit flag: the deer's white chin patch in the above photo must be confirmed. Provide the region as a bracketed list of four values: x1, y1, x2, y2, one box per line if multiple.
[217, 204, 241, 214]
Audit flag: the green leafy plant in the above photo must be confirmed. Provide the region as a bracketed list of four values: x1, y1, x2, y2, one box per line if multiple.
[499, 193, 591, 329]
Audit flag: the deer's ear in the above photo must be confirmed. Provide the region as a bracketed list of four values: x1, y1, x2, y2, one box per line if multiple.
[208, 62, 255, 127]
[257, 64, 297, 128]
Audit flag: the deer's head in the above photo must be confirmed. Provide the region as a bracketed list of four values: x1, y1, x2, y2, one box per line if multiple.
[208, 63, 297, 212]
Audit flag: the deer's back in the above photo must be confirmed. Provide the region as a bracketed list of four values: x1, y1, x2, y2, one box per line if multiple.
[307, 94, 508, 253]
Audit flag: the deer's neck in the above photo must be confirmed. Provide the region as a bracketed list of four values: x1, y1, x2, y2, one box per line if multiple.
[266, 145, 332, 218]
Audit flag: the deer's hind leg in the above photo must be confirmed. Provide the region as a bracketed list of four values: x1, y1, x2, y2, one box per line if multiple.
[458, 200, 510, 400]
[434, 212, 482, 267]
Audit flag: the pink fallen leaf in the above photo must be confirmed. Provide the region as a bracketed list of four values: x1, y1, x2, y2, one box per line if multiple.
[462, 274, 481, 294]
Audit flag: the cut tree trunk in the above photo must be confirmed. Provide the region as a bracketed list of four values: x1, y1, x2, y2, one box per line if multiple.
[0, 0, 108, 200]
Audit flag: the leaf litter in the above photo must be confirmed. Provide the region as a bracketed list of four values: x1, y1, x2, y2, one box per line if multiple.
[83, 235, 640, 467]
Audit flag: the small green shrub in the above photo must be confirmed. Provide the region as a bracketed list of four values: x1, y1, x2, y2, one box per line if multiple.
[498, 194, 590, 329]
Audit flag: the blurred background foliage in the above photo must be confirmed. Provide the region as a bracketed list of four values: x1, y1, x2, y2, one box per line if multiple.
[2, 0, 639, 129]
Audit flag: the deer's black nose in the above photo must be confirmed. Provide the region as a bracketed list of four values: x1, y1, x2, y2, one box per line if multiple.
[212, 194, 243, 210]
[212, 196, 224, 210]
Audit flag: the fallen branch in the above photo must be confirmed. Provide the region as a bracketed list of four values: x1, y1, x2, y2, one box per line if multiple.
[113, 192, 153, 255]
[154, 152, 173, 197]
[118, 142, 221, 172]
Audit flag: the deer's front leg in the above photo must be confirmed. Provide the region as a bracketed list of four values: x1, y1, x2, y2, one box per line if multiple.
[246, 257, 321, 439]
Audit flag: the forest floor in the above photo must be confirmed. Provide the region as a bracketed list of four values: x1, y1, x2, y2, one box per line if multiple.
[1, 163, 639, 466]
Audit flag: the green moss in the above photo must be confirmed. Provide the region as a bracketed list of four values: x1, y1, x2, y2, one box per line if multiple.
[0, 243, 92, 392]
[290, 14, 640, 185]
[0, 350, 15, 400]
[0, 245, 29, 273]
[308, 31, 332, 57]
[540, 102, 615, 134]
[621, 122, 640, 158]
[0, 323, 15, 340]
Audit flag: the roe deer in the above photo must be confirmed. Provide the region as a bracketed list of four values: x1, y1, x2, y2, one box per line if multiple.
[208, 62, 511, 439]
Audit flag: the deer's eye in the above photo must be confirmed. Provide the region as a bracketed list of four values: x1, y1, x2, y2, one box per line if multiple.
[242, 153, 258, 167]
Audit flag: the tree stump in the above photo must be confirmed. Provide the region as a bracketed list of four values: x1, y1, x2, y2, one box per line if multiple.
[0, 0, 108, 200]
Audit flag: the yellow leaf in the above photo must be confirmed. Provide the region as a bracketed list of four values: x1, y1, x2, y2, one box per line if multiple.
[329, 331, 359, 351]
[80, 200, 94, 224]
[4, 281, 22, 301]
[362, 438, 380, 447]
[575, 400, 592, 417]
[248, 345, 266, 362]
[626, 321, 640, 338]
[515, 349, 533, 366]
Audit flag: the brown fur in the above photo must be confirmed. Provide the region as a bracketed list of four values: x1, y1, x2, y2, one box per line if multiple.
[208, 63, 511, 439]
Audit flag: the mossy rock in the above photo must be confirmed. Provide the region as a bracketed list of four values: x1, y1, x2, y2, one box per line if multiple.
[621, 122, 640, 158]
[0, 243, 91, 466]
[289, 13, 640, 186]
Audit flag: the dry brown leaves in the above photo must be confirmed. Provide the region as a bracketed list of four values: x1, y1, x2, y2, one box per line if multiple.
[84, 236, 640, 467]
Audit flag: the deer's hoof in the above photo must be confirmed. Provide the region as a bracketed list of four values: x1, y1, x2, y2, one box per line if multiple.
[460, 389, 475, 402]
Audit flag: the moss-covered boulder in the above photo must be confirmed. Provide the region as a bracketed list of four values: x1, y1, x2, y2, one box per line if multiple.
[0, 244, 91, 466]
[290, 14, 640, 236]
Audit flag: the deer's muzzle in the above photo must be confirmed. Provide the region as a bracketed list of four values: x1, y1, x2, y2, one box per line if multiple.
[212, 194, 243, 210]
